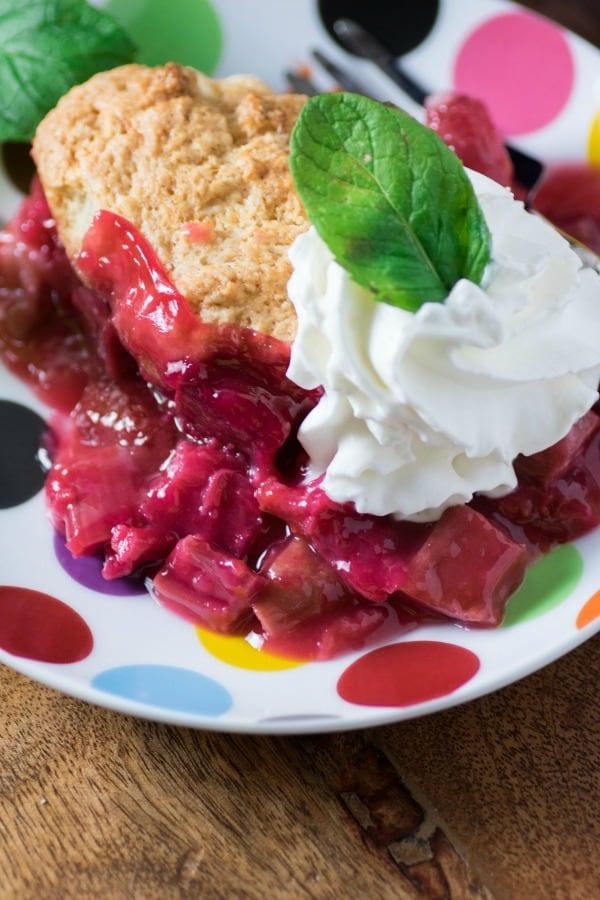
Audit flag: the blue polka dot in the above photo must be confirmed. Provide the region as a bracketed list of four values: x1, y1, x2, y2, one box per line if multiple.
[91, 664, 233, 716]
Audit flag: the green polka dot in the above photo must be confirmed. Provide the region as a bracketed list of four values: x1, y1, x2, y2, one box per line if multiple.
[502, 544, 584, 627]
[105, 0, 222, 73]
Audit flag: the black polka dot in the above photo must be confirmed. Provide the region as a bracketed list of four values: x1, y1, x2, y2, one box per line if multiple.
[1, 142, 35, 195]
[0, 400, 47, 508]
[319, 0, 440, 58]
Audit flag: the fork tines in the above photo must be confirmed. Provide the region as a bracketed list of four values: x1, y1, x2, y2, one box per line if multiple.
[285, 71, 319, 96]
[310, 49, 370, 95]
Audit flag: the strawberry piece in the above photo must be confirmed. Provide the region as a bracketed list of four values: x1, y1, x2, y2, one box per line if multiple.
[530, 163, 600, 254]
[425, 90, 514, 188]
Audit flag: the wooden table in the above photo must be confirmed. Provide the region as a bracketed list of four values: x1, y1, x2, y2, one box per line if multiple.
[1, 2, 599, 898]
[0, 637, 597, 899]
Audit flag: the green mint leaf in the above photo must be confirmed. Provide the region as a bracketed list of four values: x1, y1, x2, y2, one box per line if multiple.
[0, 0, 136, 143]
[289, 92, 491, 311]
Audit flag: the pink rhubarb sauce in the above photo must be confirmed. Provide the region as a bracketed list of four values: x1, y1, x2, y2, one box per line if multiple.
[2, 107, 600, 660]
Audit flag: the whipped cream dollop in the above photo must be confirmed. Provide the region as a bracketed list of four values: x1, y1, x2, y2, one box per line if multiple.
[287, 169, 600, 522]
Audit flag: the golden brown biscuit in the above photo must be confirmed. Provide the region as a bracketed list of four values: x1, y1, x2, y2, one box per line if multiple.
[32, 63, 309, 342]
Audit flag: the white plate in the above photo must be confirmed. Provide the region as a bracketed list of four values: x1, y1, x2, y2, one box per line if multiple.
[1, 0, 599, 734]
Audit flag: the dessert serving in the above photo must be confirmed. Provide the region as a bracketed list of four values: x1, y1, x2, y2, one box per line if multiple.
[1, 57, 600, 666]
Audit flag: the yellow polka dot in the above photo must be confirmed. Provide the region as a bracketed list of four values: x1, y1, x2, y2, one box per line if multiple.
[195, 627, 306, 671]
[587, 110, 600, 167]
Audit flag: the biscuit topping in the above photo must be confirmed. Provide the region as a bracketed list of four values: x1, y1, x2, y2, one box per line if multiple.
[32, 63, 309, 341]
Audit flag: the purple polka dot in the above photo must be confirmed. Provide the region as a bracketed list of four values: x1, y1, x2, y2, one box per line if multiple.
[0, 400, 47, 508]
[260, 714, 341, 724]
[53, 531, 146, 596]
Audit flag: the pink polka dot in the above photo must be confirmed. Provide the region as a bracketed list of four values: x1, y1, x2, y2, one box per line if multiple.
[453, 12, 574, 136]
[0, 586, 93, 663]
[337, 640, 480, 707]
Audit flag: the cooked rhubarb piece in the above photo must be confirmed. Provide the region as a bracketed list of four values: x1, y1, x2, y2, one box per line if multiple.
[253, 534, 416, 660]
[150, 536, 264, 633]
[46, 376, 179, 556]
[104, 525, 177, 579]
[257, 478, 429, 602]
[47, 444, 146, 555]
[486, 427, 600, 552]
[70, 376, 175, 450]
[175, 359, 312, 477]
[0, 180, 104, 409]
[253, 534, 360, 635]
[399, 505, 527, 626]
[140, 440, 262, 555]
[514, 410, 600, 485]
[263, 599, 403, 662]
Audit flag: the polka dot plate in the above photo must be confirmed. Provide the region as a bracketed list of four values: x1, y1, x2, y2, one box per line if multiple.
[1, 0, 599, 734]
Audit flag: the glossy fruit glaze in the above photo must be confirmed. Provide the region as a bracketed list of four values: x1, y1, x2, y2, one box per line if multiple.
[2, 110, 600, 660]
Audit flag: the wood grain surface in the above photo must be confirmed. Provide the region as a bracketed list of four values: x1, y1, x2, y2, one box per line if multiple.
[523, 0, 600, 46]
[1, 2, 599, 899]
[0, 637, 597, 899]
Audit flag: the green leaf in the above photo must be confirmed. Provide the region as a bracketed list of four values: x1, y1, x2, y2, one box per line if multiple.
[0, 0, 136, 143]
[289, 92, 492, 311]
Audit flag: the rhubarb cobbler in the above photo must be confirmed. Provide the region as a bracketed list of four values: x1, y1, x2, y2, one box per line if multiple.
[2, 63, 600, 660]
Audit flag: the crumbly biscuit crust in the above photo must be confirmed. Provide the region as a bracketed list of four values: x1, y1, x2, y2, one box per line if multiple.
[32, 63, 309, 341]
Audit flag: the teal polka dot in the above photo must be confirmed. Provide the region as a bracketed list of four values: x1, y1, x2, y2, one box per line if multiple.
[502, 543, 584, 627]
[92, 664, 232, 716]
[105, 0, 222, 73]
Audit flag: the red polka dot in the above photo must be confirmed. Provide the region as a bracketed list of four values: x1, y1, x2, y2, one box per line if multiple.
[0, 587, 93, 663]
[453, 12, 574, 136]
[337, 640, 480, 707]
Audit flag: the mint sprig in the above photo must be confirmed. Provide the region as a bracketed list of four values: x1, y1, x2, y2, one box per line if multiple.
[0, 0, 136, 143]
[289, 93, 491, 311]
